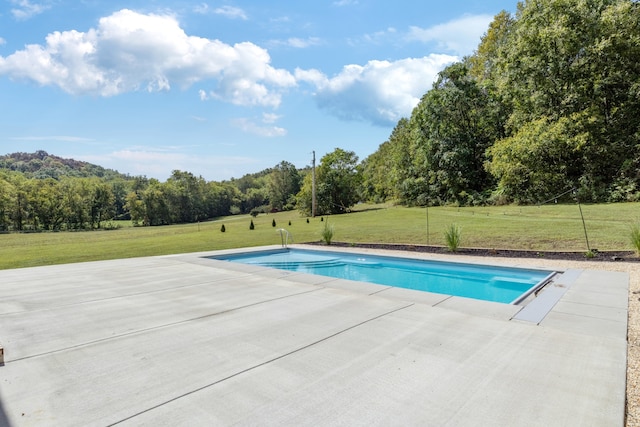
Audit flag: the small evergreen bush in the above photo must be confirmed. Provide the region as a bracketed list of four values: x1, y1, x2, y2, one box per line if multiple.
[272, 219, 276, 227]
[220, 224, 226, 232]
[444, 223, 461, 252]
[249, 220, 254, 230]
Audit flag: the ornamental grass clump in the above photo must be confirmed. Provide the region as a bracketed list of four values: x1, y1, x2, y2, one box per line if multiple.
[631, 223, 640, 256]
[444, 223, 462, 252]
[321, 220, 334, 245]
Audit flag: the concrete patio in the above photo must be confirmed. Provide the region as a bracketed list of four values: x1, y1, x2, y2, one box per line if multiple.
[0, 245, 629, 426]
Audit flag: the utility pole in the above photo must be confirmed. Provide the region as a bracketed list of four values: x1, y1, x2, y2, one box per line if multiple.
[312, 151, 317, 217]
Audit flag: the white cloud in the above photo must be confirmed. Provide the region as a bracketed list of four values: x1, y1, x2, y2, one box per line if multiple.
[262, 112, 281, 124]
[193, 3, 247, 20]
[0, 37, 6, 45]
[193, 3, 209, 14]
[359, 28, 396, 45]
[296, 54, 457, 126]
[11, 0, 50, 20]
[271, 37, 322, 49]
[0, 9, 294, 107]
[407, 14, 494, 56]
[213, 5, 247, 20]
[232, 116, 287, 137]
[79, 148, 258, 180]
[271, 16, 290, 24]
[333, 0, 358, 6]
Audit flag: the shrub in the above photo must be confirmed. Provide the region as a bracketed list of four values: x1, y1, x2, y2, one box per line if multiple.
[220, 224, 226, 232]
[272, 219, 276, 227]
[631, 224, 640, 256]
[250, 208, 260, 218]
[102, 221, 121, 230]
[288, 220, 291, 226]
[321, 220, 334, 245]
[444, 223, 461, 252]
[306, 218, 309, 223]
[249, 220, 254, 230]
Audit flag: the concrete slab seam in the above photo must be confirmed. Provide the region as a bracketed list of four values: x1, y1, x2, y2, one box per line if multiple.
[4, 287, 323, 364]
[0, 275, 257, 317]
[105, 302, 415, 426]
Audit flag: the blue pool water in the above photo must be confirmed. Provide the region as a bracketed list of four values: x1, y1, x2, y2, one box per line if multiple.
[212, 249, 555, 304]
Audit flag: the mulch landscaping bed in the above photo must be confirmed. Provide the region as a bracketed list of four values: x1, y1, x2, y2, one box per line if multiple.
[307, 241, 638, 263]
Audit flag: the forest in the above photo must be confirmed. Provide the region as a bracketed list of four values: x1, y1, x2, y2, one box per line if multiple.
[361, 0, 640, 206]
[0, 0, 638, 232]
[0, 151, 304, 230]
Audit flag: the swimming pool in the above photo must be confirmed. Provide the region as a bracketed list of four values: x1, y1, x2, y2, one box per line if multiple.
[211, 248, 556, 304]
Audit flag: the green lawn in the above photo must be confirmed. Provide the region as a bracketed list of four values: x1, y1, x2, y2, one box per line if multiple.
[1, 202, 638, 270]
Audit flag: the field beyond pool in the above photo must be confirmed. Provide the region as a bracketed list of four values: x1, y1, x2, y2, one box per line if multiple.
[1, 202, 638, 270]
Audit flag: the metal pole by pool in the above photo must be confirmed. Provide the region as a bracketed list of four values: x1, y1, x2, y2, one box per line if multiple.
[312, 151, 317, 218]
[577, 200, 591, 253]
[426, 187, 430, 245]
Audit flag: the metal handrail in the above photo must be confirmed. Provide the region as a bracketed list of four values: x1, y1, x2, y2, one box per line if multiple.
[276, 228, 293, 247]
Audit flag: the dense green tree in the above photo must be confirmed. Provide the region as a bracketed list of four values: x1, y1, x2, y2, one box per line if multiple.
[360, 119, 413, 203]
[30, 178, 65, 230]
[488, 0, 640, 201]
[124, 191, 146, 226]
[487, 117, 584, 202]
[297, 148, 361, 215]
[60, 178, 92, 229]
[110, 179, 130, 219]
[295, 169, 314, 216]
[204, 182, 237, 218]
[244, 187, 269, 213]
[9, 174, 29, 231]
[166, 170, 207, 223]
[90, 181, 115, 229]
[267, 161, 301, 211]
[468, 10, 515, 83]
[142, 179, 171, 226]
[0, 174, 15, 231]
[409, 62, 501, 205]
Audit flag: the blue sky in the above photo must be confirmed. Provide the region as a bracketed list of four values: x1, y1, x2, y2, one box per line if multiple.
[0, 0, 515, 181]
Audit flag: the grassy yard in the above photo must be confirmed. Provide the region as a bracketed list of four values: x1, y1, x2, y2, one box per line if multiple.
[1, 202, 638, 270]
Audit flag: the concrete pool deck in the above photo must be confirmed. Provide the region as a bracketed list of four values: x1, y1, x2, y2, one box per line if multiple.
[0, 245, 629, 426]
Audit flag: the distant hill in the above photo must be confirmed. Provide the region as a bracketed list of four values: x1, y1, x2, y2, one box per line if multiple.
[0, 150, 131, 180]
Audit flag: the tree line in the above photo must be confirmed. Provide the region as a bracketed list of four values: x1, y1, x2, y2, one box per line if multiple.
[362, 0, 640, 206]
[0, 159, 304, 231]
[0, 146, 361, 231]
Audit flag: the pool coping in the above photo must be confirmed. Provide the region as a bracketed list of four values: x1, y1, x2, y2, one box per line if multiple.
[200, 244, 617, 327]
